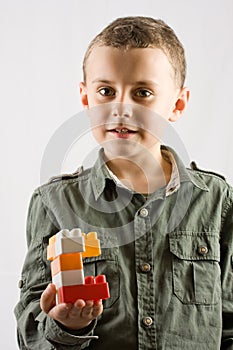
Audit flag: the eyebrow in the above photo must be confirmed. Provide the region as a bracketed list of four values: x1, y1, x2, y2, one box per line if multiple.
[91, 78, 160, 87]
[92, 79, 114, 84]
[134, 80, 160, 87]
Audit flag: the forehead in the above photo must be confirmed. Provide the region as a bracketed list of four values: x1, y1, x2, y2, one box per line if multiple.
[85, 46, 175, 85]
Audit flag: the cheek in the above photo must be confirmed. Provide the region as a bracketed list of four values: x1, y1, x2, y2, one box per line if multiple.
[150, 93, 176, 117]
[87, 95, 97, 107]
[143, 133, 160, 147]
[140, 112, 168, 143]
[87, 104, 115, 140]
[91, 127, 105, 143]
[84, 90, 102, 108]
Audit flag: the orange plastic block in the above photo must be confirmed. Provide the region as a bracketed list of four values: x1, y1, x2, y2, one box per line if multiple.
[51, 252, 83, 276]
[82, 232, 101, 258]
[57, 275, 110, 303]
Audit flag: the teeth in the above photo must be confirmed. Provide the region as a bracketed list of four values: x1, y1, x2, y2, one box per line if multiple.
[115, 128, 128, 133]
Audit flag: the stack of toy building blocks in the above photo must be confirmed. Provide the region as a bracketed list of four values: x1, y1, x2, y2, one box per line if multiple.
[47, 228, 110, 304]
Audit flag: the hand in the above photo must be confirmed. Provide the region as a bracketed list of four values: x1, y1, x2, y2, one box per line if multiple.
[40, 283, 103, 330]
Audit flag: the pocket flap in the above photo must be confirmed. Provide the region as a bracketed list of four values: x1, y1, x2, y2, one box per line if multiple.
[169, 232, 220, 261]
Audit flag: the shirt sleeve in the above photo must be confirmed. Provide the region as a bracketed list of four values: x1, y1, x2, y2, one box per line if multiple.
[221, 185, 233, 350]
[14, 188, 98, 349]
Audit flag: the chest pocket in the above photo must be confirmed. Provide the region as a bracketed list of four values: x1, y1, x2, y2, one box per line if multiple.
[169, 232, 221, 305]
[83, 247, 119, 309]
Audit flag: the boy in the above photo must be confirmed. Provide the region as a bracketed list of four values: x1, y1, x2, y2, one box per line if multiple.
[14, 16, 233, 349]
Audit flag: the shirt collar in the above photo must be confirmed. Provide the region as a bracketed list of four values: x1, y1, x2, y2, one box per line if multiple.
[90, 146, 209, 200]
[162, 145, 209, 192]
[90, 149, 113, 200]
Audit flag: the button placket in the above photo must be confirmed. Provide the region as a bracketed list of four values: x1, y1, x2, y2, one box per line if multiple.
[134, 204, 156, 348]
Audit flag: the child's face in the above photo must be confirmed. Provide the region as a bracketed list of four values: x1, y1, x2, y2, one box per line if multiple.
[80, 46, 189, 158]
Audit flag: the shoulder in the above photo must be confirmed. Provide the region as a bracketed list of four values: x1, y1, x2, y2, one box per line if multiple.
[47, 166, 85, 184]
[34, 166, 92, 195]
[187, 161, 232, 199]
[189, 161, 226, 181]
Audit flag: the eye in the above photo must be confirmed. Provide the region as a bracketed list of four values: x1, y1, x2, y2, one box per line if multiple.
[135, 89, 152, 98]
[98, 87, 115, 97]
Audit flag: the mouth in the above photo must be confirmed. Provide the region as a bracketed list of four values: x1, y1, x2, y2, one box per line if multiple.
[107, 127, 138, 139]
[107, 126, 137, 134]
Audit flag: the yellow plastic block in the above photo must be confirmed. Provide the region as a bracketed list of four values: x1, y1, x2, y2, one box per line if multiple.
[51, 252, 83, 276]
[49, 234, 57, 244]
[82, 232, 101, 258]
[47, 234, 57, 261]
[47, 243, 56, 261]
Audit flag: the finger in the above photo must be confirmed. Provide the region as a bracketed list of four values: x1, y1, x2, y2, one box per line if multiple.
[81, 300, 94, 317]
[73, 299, 86, 309]
[92, 300, 103, 318]
[84, 300, 94, 308]
[48, 302, 72, 320]
[68, 299, 86, 319]
[40, 283, 56, 314]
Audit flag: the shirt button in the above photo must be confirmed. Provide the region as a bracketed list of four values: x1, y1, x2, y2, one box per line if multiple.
[18, 280, 24, 288]
[140, 208, 149, 217]
[140, 263, 151, 273]
[142, 316, 153, 327]
[198, 245, 208, 255]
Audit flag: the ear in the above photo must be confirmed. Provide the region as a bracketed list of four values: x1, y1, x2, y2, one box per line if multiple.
[79, 82, 89, 108]
[169, 87, 190, 122]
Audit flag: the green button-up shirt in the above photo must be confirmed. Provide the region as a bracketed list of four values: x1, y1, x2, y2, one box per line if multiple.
[14, 146, 233, 350]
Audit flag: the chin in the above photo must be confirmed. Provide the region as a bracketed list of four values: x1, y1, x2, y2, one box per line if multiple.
[103, 139, 145, 160]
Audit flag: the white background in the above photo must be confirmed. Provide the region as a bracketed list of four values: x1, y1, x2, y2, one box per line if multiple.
[0, 0, 232, 348]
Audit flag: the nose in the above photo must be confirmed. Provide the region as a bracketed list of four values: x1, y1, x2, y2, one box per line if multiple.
[111, 103, 133, 119]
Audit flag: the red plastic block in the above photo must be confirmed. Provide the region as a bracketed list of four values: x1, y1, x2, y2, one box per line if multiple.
[57, 275, 110, 303]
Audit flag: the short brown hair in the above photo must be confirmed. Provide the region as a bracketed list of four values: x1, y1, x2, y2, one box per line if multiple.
[82, 16, 186, 87]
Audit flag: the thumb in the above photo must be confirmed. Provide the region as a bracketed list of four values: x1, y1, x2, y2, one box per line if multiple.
[40, 283, 57, 314]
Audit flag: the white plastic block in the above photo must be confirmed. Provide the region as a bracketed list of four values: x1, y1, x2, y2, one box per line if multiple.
[52, 269, 85, 289]
[55, 228, 85, 255]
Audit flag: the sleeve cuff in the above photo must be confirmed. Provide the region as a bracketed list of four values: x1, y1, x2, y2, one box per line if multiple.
[36, 311, 98, 347]
[54, 319, 98, 337]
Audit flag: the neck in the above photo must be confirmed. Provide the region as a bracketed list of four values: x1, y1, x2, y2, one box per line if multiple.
[104, 144, 172, 194]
